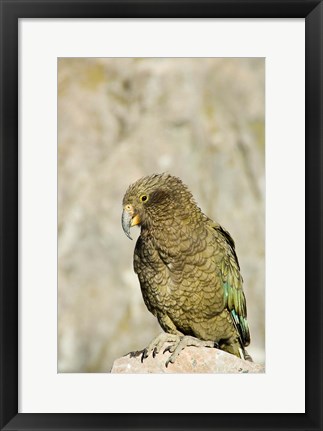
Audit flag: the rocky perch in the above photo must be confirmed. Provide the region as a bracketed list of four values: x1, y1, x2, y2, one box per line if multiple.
[111, 345, 265, 373]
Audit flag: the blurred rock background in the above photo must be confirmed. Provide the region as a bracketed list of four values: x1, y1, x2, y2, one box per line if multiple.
[58, 58, 265, 372]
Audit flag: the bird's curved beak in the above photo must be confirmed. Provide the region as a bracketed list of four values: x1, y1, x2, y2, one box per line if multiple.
[122, 205, 141, 240]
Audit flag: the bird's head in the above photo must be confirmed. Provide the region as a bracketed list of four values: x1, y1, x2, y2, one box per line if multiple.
[121, 173, 195, 240]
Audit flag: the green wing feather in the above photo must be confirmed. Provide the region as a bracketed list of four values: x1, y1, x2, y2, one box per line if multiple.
[215, 225, 250, 347]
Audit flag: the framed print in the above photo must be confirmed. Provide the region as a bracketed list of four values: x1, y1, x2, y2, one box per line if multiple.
[1, 1, 322, 430]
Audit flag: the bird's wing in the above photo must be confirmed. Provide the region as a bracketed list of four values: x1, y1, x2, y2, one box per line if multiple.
[210, 222, 250, 347]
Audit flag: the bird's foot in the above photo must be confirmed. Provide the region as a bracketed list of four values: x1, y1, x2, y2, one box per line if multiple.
[163, 336, 216, 367]
[141, 332, 181, 363]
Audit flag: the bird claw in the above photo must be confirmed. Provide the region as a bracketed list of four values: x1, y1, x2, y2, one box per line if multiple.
[165, 356, 175, 368]
[154, 345, 165, 356]
[163, 336, 216, 366]
[163, 344, 176, 354]
[140, 333, 216, 367]
[140, 332, 181, 362]
[141, 348, 149, 363]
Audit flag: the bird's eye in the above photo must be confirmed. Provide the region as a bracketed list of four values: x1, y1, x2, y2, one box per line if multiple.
[140, 194, 148, 202]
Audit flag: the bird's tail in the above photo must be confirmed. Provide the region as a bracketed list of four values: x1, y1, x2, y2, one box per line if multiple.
[221, 341, 253, 362]
[241, 347, 253, 362]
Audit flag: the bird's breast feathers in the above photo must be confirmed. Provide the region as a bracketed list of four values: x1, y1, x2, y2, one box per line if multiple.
[134, 229, 226, 318]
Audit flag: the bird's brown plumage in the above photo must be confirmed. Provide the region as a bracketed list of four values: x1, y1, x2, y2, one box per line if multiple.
[122, 173, 251, 361]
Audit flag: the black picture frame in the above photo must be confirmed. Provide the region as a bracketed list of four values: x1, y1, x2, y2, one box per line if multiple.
[1, 1, 322, 430]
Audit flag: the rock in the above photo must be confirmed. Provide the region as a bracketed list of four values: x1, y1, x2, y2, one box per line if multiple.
[111, 345, 265, 374]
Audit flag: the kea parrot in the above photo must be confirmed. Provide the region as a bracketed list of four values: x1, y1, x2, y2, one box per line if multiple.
[122, 173, 251, 366]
